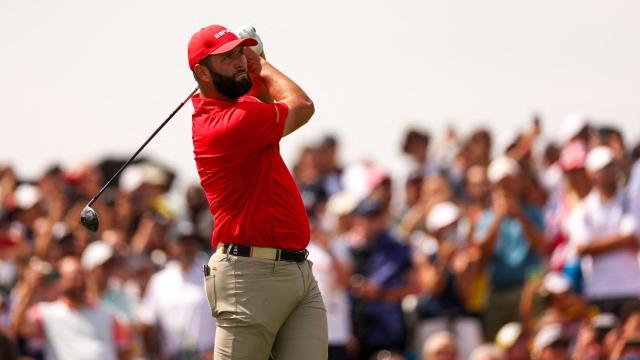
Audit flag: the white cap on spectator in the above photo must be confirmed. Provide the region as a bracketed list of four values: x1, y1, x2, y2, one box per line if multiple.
[120, 163, 168, 193]
[342, 162, 371, 201]
[141, 163, 168, 186]
[426, 201, 460, 232]
[81, 240, 114, 270]
[488, 156, 520, 183]
[15, 184, 41, 210]
[326, 191, 358, 217]
[585, 146, 614, 173]
[532, 324, 565, 353]
[495, 322, 523, 349]
[542, 272, 571, 295]
[560, 113, 588, 143]
[119, 164, 144, 192]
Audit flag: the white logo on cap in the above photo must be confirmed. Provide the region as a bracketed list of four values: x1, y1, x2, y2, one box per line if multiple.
[214, 29, 229, 39]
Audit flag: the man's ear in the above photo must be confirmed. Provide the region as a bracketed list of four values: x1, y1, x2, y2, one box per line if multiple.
[193, 63, 211, 83]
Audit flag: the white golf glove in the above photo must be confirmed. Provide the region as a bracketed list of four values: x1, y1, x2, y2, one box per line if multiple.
[235, 25, 264, 56]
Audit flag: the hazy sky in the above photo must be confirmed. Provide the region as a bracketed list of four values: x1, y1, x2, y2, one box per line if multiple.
[2, 0, 639, 186]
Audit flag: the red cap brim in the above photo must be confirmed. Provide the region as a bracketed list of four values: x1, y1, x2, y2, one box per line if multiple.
[209, 38, 258, 56]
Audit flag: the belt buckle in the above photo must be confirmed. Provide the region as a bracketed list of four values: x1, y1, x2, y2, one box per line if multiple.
[228, 244, 240, 256]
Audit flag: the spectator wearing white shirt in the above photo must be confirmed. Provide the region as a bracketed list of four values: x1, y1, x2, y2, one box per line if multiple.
[567, 146, 640, 315]
[13, 256, 129, 360]
[308, 191, 356, 360]
[138, 222, 215, 359]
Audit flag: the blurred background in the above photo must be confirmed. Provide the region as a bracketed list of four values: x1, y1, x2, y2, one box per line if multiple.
[1, 0, 639, 181]
[1, 1, 640, 360]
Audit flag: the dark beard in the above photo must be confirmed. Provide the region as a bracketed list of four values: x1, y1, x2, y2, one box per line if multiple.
[207, 64, 252, 99]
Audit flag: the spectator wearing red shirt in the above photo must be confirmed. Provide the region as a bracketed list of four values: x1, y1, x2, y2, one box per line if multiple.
[188, 25, 326, 360]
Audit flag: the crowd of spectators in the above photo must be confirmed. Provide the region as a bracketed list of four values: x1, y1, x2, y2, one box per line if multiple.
[1, 113, 640, 360]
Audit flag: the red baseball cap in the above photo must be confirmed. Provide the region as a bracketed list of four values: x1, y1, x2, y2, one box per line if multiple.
[188, 25, 258, 70]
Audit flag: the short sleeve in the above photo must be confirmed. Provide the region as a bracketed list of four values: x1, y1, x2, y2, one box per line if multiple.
[225, 100, 289, 151]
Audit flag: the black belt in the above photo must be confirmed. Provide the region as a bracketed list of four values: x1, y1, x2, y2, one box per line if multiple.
[221, 243, 309, 263]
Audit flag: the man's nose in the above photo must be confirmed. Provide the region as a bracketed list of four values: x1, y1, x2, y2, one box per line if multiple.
[233, 55, 247, 70]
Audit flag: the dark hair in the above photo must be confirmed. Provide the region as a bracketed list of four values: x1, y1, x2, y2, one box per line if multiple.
[319, 135, 338, 149]
[598, 126, 624, 145]
[43, 164, 63, 178]
[402, 128, 430, 153]
[192, 55, 214, 83]
[469, 128, 492, 144]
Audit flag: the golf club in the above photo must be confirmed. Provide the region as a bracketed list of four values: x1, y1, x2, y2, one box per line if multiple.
[80, 87, 199, 232]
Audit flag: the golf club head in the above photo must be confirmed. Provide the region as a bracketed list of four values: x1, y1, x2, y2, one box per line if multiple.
[80, 206, 100, 232]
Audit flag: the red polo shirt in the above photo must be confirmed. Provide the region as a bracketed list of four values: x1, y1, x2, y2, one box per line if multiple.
[191, 93, 310, 250]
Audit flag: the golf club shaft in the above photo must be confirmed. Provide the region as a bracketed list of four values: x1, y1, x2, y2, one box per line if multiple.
[86, 87, 199, 207]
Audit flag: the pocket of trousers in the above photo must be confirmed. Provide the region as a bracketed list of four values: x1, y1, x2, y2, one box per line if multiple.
[204, 274, 216, 317]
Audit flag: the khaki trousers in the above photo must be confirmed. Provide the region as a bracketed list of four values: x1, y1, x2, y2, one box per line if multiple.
[204, 251, 328, 360]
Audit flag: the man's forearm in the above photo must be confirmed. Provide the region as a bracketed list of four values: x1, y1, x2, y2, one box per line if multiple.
[258, 59, 309, 103]
[258, 59, 314, 136]
[581, 234, 637, 256]
[10, 282, 36, 338]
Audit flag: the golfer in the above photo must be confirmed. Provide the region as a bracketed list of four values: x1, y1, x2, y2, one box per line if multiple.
[187, 24, 328, 359]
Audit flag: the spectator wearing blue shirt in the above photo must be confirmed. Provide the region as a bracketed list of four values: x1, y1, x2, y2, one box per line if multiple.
[474, 157, 547, 339]
[349, 198, 415, 360]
